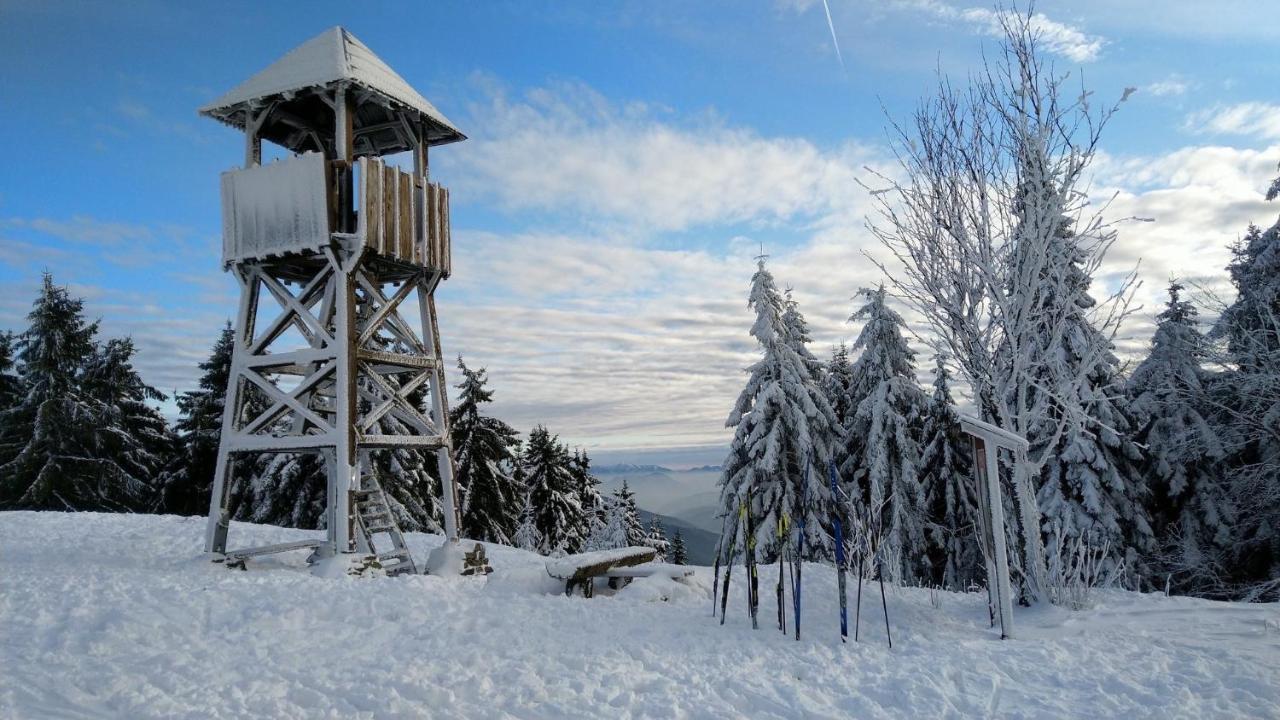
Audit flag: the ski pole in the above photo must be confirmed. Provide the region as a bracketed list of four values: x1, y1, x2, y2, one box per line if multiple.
[828, 459, 848, 643]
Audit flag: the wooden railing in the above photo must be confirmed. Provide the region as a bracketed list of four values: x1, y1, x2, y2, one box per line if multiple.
[356, 157, 451, 276]
[219, 152, 451, 275]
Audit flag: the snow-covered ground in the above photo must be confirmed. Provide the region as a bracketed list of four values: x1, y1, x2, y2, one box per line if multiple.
[2, 512, 1277, 719]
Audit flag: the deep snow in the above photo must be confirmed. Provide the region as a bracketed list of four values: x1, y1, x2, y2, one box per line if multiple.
[1, 512, 1277, 719]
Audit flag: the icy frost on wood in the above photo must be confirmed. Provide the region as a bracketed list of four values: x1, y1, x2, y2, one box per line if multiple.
[545, 546, 656, 580]
[220, 152, 331, 265]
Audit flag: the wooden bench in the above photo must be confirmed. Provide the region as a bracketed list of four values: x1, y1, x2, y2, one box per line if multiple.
[546, 547, 657, 597]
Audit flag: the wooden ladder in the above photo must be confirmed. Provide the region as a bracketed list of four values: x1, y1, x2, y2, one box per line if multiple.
[353, 479, 418, 576]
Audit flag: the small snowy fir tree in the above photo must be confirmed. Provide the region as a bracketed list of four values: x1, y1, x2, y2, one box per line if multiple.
[0, 274, 157, 511]
[158, 323, 234, 516]
[644, 518, 669, 561]
[512, 492, 543, 553]
[840, 286, 927, 584]
[522, 425, 586, 554]
[584, 495, 631, 551]
[451, 358, 521, 544]
[570, 449, 605, 542]
[670, 529, 688, 565]
[614, 479, 646, 546]
[823, 343, 855, 427]
[718, 260, 840, 567]
[1130, 281, 1233, 595]
[918, 354, 980, 590]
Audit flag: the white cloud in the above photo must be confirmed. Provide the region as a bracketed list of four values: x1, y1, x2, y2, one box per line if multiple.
[447, 81, 878, 233]
[886, 1, 1104, 62]
[1147, 75, 1190, 97]
[1185, 102, 1280, 141]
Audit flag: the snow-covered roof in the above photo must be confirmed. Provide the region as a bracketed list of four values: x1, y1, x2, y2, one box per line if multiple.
[199, 27, 464, 149]
[958, 414, 1029, 451]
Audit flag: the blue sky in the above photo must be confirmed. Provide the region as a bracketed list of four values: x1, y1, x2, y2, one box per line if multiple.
[2, 1, 1279, 466]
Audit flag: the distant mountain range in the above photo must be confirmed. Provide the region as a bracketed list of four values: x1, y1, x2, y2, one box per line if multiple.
[594, 463, 721, 474]
[593, 463, 673, 474]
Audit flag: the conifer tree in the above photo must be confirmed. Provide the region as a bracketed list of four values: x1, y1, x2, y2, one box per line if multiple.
[644, 517, 669, 561]
[718, 260, 840, 568]
[0, 331, 20, 411]
[823, 343, 855, 427]
[81, 337, 173, 490]
[1017, 211, 1153, 576]
[614, 479, 646, 546]
[670, 529, 688, 565]
[158, 323, 234, 516]
[571, 449, 605, 541]
[523, 425, 585, 554]
[918, 354, 979, 589]
[512, 492, 542, 553]
[451, 358, 521, 544]
[1212, 214, 1280, 599]
[840, 286, 927, 583]
[1130, 281, 1233, 594]
[584, 495, 631, 551]
[0, 274, 155, 511]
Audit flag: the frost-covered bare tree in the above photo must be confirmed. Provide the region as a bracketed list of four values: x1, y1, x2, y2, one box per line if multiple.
[863, 9, 1140, 600]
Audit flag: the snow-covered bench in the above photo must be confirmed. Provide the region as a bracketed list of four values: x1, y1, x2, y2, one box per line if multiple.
[545, 547, 657, 597]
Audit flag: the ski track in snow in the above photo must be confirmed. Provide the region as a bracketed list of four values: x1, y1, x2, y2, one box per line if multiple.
[1, 512, 1278, 719]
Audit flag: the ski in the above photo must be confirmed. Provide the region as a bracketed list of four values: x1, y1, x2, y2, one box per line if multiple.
[793, 452, 810, 641]
[828, 459, 848, 643]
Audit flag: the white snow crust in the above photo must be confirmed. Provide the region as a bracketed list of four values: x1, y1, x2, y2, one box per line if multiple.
[2, 512, 1277, 719]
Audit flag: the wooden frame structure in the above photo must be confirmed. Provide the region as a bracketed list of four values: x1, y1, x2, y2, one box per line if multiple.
[958, 414, 1028, 640]
[199, 27, 466, 572]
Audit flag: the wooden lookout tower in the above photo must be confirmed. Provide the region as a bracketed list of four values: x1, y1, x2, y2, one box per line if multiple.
[199, 27, 464, 574]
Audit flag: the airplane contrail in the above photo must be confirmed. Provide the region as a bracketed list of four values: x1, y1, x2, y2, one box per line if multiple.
[821, 0, 845, 72]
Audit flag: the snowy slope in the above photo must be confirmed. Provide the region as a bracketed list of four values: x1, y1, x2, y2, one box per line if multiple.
[2, 512, 1278, 719]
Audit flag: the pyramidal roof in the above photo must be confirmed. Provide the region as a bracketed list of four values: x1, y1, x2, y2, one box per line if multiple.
[199, 27, 463, 144]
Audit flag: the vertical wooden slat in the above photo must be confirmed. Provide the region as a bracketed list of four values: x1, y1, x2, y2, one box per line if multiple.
[443, 186, 452, 277]
[383, 165, 397, 259]
[425, 184, 437, 270]
[398, 171, 412, 261]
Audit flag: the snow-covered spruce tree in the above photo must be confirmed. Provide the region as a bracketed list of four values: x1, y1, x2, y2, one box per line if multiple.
[919, 354, 980, 590]
[451, 357, 521, 544]
[1014, 197, 1152, 581]
[80, 337, 173, 495]
[718, 260, 840, 568]
[571, 449, 605, 541]
[644, 518, 669, 561]
[512, 492, 542, 553]
[0, 274, 157, 511]
[671, 529, 688, 565]
[1129, 281, 1233, 596]
[823, 343, 855, 428]
[781, 289, 841, 558]
[864, 12, 1141, 600]
[157, 323, 234, 516]
[1212, 214, 1280, 600]
[614, 479, 646, 546]
[0, 331, 20, 412]
[840, 286, 928, 584]
[584, 495, 631, 551]
[522, 425, 585, 554]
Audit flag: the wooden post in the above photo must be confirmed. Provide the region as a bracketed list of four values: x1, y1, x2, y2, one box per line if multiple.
[981, 438, 1015, 639]
[244, 108, 262, 168]
[204, 265, 259, 554]
[328, 250, 358, 555]
[419, 274, 459, 541]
